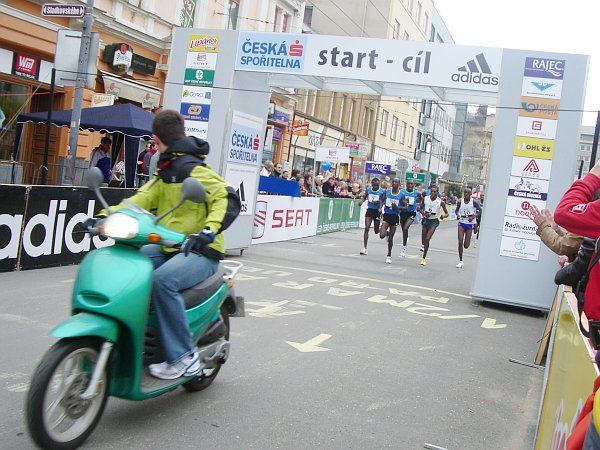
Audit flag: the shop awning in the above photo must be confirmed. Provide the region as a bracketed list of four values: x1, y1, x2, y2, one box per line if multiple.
[101, 71, 161, 109]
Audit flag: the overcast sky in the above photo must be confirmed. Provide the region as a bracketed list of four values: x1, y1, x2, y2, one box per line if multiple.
[434, 0, 598, 126]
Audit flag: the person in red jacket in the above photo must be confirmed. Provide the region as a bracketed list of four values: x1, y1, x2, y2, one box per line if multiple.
[554, 162, 600, 320]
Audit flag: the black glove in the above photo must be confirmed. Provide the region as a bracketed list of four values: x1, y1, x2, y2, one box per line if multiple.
[181, 228, 216, 256]
[554, 238, 596, 287]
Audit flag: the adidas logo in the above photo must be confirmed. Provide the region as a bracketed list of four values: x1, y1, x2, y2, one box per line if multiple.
[451, 53, 499, 86]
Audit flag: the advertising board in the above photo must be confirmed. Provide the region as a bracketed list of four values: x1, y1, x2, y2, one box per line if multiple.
[252, 195, 319, 244]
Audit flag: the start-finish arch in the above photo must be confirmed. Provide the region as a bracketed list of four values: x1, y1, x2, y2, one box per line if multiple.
[163, 29, 589, 310]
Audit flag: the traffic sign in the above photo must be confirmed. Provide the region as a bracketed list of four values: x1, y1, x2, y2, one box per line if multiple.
[405, 171, 426, 183]
[42, 3, 85, 17]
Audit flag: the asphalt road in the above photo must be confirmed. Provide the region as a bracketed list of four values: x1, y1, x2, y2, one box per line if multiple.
[0, 222, 546, 449]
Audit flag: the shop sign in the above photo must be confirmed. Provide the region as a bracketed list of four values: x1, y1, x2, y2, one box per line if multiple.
[365, 161, 391, 176]
[292, 119, 309, 136]
[272, 127, 283, 142]
[141, 93, 156, 110]
[112, 44, 133, 72]
[105, 81, 121, 98]
[315, 147, 350, 164]
[405, 171, 425, 183]
[42, 3, 84, 17]
[91, 93, 115, 107]
[131, 54, 157, 75]
[272, 107, 292, 126]
[12, 53, 39, 80]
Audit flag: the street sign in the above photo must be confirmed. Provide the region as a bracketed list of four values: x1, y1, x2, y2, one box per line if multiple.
[42, 3, 85, 17]
[406, 171, 426, 184]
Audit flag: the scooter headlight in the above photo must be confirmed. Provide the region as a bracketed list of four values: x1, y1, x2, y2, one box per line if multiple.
[101, 213, 139, 239]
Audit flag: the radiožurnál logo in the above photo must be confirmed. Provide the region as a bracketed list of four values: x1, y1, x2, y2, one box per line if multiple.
[452, 53, 499, 86]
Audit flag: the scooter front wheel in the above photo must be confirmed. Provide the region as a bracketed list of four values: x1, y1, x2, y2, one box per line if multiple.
[26, 338, 110, 450]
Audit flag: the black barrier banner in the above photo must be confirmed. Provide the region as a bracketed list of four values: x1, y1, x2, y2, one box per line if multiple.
[3, 186, 135, 271]
[0, 185, 28, 272]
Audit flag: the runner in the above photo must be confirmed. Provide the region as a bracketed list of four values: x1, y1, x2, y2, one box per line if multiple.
[360, 178, 384, 255]
[398, 179, 420, 258]
[379, 178, 402, 264]
[419, 184, 449, 266]
[474, 193, 484, 248]
[455, 187, 482, 268]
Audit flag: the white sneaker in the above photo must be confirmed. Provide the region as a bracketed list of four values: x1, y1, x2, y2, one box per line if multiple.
[149, 351, 201, 380]
[400, 246, 407, 258]
[385, 256, 392, 264]
[456, 261, 464, 269]
[360, 247, 368, 255]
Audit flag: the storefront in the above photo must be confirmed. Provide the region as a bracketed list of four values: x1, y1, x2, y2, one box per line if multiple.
[265, 103, 292, 164]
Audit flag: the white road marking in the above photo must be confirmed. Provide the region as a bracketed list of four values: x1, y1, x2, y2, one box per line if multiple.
[481, 318, 507, 329]
[7, 382, 29, 393]
[60, 279, 75, 283]
[0, 314, 52, 329]
[286, 334, 332, 352]
[327, 287, 364, 297]
[249, 261, 472, 299]
[272, 281, 314, 290]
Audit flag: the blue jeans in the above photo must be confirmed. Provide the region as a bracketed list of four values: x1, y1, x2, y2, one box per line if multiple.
[141, 245, 219, 364]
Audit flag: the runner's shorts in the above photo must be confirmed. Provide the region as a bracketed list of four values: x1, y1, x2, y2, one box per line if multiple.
[400, 211, 417, 226]
[459, 222, 474, 231]
[382, 213, 400, 227]
[422, 218, 440, 228]
[365, 208, 381, 220]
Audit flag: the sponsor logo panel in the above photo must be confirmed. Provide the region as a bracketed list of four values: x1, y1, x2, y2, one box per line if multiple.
[227, 111, 264, 167]
[510, 157, 553, 180]
[183, 68, 215, 87]
[179, 102, 211, 122]
[186, 52, 219, 70]
[508, 176, 549, 201]
[499, 235, 541, 261]
[513, 136, 555, 160]
[184, 120, 208, 139]
[521, 77, 563, 99]
[502, 216, 541, 241]
[524, 57, 565, 80]
[505, 196, 546, 220]
[450, 52, 499, 87]
[236, 32, 307, 73]
[224, 163, 258, 216]
[519, 96, 560, 120]
[516, 116, 558, 140]
[181, 86, 212, 103]
[188, 35, 219, 53]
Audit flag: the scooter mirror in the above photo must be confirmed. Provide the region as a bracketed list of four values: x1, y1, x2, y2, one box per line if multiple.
[181, 177, 206, 204]
[85, 167, 105, 190]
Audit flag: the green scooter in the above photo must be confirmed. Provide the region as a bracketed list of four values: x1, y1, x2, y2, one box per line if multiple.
[25, 168, 245, 449]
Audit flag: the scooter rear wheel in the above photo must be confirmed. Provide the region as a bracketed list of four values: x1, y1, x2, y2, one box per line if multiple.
[183, 307, 229, 392]
[26, 338, 110, 450]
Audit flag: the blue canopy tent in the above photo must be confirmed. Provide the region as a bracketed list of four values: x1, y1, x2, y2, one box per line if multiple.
[14, 103, 154, 187]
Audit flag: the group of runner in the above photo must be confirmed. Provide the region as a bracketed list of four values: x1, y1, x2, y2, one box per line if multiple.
[360, 178, 482, 267]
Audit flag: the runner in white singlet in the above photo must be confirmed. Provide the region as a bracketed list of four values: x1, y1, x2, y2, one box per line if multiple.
[455, 187, 481, 268]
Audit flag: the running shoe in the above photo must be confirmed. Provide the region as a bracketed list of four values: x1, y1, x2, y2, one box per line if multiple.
[420, 258, 427, 266]
[385, 256, 392, 264]
[360, 247, 368, 255]
[400, 246, 407, 258]
[149, 351, 201, 380]
[456, 261, 464, 269]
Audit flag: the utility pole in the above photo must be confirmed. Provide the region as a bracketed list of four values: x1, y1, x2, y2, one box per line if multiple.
[41, 68, 56, 185]
[426, 101, 437, 187]
[64, 0, 95, 185]
[590, 110, 600, 171]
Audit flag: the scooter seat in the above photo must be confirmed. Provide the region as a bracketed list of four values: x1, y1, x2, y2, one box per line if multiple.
[180, 266, 227, 309]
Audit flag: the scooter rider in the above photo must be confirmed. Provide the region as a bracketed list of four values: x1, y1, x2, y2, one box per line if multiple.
[91, 110, 230, 380]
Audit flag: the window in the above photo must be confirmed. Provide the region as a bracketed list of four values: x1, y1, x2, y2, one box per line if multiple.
[327, 93, 335, 123]
[304, 6, 314, 27]
[362, 107, 373, 137]
[339, 95, 346, 127]
[416, 3, 422, 24]
[282, 13, 290, 32]
[406, 0, 414, 15]
[390, 116, 399, 140]
[347, 99, 355, 130]
[399, 121, 407, 144]
[403, 31, 410, 41]
[423, 13, 429, 34]
[380, 109, 389, 135]
[310, 91, 317, 116]
[408, 126, 415, 148]
[416, 131, 423, 152]
[430, 24, 436, 42]
[228, 0, 240, 30]
[393, 20, 400, 39]
[0, 81, 28, 161]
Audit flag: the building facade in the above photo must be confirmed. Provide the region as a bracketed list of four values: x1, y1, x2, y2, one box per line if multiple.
[460, 106, 494, 187]
[573, 125, 596, 179]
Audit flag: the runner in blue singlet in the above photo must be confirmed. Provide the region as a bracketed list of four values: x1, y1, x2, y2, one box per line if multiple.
[399, 179, 420, 258]
[379, 178, 402, 264]
[360, 178, 384, 255]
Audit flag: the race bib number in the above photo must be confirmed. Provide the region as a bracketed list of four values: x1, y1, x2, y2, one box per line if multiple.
[386, 198, 398, 208]
[408, 196, 415, 206]
[368, 194, 380, 203]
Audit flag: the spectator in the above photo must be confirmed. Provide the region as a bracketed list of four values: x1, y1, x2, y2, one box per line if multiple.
[322, 175, 336, 197]
[350, 182, 362, 199]
[299, 178, 308, 196]
[282, 170, 290, 180]
[305, 174, 314, 195]
[89, 136, 112, 184]
[109, 156, 125, 188]
[260, 160, 274, 177]
[137, 141, 156, 187]
[149, 149, 160, 180]
[271, 163, 283, 178]
[314, 175, 324, 197]
[531, 206, 582, 261]
[291, 168, 301, 182]
[336, 180, 350, 198]
[554, 163, 600, 321]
